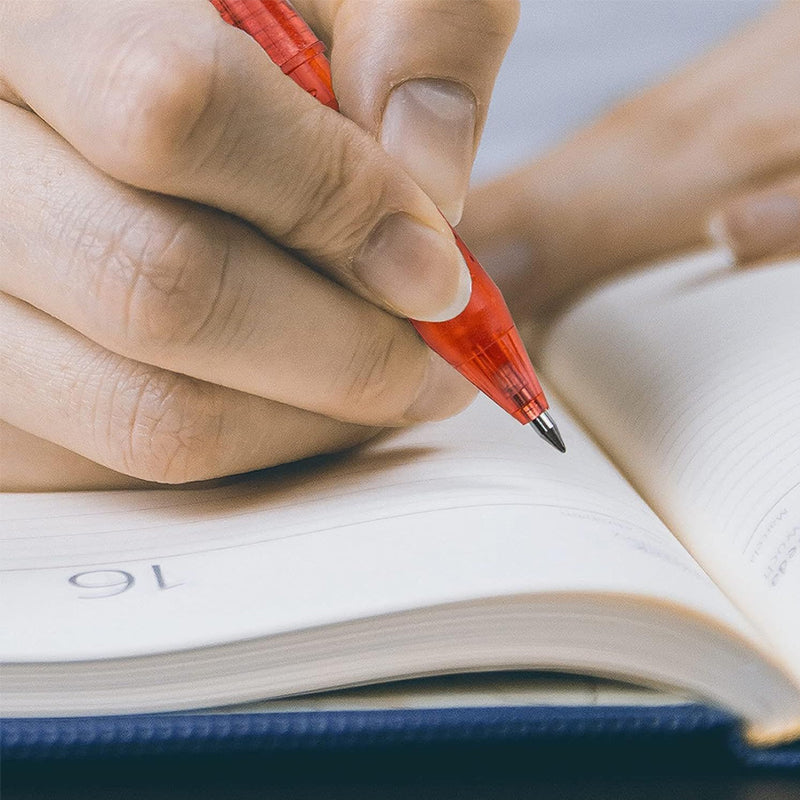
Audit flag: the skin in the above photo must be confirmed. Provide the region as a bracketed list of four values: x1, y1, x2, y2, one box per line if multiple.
[1, 2, 797, 491]
[461, 3, 800, 327]
[1, 0, 518, 489]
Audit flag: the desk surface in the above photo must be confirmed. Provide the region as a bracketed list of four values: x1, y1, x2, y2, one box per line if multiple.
[4, 746, 800, 800]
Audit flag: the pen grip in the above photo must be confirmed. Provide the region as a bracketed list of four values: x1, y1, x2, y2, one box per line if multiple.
[210, 0, 548, 426]
[412, 230, 547, 423]
[411, 230, 511, 361]
[210, 0, 338, 109]
[210, 0, 313, 65]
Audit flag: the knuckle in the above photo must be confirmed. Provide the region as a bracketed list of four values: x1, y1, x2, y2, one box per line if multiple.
[96, 206, 229, 355]
[95, 26, 222, 185]
[109, 368, 226, 484]
[274, 120, 391, 261]
[334, 324, 417, 418]
[724, 112, 800, 171]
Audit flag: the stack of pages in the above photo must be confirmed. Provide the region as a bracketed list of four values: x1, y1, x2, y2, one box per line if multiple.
[2, 250, 799, 759]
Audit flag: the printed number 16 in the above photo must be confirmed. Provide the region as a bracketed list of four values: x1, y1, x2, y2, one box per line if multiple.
[68, 564, 181, 598]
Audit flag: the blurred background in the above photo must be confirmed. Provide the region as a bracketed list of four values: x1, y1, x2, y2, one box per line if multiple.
[474, 0, 768, 182]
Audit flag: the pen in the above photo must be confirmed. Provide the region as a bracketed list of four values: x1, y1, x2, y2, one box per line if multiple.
[209, 0, 566, 452]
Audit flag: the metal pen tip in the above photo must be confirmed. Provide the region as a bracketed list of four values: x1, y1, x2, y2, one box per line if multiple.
[530, 411, 566, 453]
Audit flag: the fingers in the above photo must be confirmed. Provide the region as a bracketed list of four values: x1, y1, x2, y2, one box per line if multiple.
[1, 0, 471, 321]
[1, 103, 475, 428]
[0, 293, 380, 484]
[461, 3, 800, 312]
[0, 422, 155, 491]
[708, 173, 800, 265]
[299, 0, 519, 224]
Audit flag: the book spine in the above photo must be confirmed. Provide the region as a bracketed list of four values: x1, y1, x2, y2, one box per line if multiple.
[2, 704, 774, 762]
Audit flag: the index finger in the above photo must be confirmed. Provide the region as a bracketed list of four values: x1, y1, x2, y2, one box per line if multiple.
[1, 0, 471, 322]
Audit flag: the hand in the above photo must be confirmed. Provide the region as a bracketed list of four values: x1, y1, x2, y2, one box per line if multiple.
[708, 173, 800, 265]
[461, 3, 799, 322]
[0, 0, 519, 490]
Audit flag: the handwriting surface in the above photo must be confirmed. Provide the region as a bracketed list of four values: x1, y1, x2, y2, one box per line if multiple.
[542, 251, 800, 677]
[1, 390, 752, 662]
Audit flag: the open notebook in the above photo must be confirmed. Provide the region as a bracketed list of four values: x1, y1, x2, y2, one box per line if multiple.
[2, 249, 799, 754]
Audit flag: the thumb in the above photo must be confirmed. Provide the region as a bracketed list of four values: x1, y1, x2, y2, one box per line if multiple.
[708, 174, 800, 265]
[298, 0, 519, 225]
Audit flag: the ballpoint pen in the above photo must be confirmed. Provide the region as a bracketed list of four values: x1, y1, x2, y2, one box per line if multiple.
[210, 0, 566, 452]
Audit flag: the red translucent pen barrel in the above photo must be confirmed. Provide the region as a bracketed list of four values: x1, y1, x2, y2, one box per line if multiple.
[210, 0, 549, 426]
[210, 0, 338, 109]
[412, 230, 548, 425]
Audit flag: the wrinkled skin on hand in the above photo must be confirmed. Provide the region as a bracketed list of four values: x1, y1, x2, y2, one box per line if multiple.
[1, 0, 521, 489]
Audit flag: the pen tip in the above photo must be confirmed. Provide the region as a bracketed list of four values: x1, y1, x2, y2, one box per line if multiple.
[530, 411, 566, 453]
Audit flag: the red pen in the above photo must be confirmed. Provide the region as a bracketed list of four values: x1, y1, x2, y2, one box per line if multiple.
[210, 0, 565, 452]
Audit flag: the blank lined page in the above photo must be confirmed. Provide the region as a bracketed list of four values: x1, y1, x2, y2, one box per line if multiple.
[542, 251, 800, 677]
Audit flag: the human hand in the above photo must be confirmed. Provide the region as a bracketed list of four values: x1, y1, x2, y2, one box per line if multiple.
[461, 3, 799, 322]
[0, 0, 519, 490]
[708, 173, 800, 265]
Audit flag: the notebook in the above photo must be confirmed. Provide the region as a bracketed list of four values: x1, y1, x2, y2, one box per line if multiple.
[2, 249, 799, 765]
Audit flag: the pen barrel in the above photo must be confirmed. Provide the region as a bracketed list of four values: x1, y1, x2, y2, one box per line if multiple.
[210, 0, 338, 109]
[412, 231, 547, 424]
[210, 0, 548, 426]
[284, 52, 339, 110]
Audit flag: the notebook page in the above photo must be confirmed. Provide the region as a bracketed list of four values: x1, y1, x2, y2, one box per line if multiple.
[0, 392, 757, 663]
[541, 250, 800, 679]
[224, 673, 692, 713]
